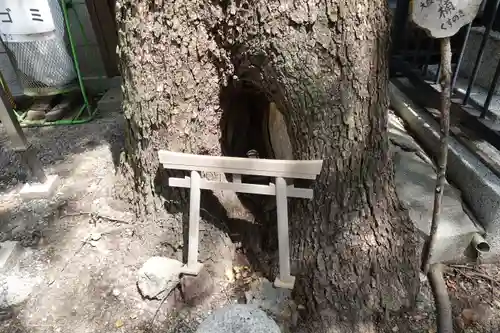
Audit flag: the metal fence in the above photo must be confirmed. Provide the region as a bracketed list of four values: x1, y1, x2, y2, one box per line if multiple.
[390, 0, 500, 123]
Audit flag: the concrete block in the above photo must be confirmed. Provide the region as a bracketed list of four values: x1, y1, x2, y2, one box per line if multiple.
[19, 175, 60, 200]
[392, 146, 480, 263]
[390, 82, 500, 261]
[96, 86, 122, 113]
[84, 76, 121, 95]
[0, 241, 23, 272]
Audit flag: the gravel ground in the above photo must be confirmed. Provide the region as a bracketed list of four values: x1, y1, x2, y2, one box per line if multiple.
[0, 104, 499, 333]
[0, 106, 239, 333]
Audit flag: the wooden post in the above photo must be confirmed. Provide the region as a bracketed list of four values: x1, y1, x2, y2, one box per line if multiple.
[274, 176, 295, 289]
[183, 170, 203, 275]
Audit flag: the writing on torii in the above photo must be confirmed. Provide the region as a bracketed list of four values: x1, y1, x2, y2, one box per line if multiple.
[412, 0, 483, 38]
[0, 0, 55, 42]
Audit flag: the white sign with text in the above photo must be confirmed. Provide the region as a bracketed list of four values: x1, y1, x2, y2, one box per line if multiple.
[0, 0, 55, 42]
[411, 0, 482, 38]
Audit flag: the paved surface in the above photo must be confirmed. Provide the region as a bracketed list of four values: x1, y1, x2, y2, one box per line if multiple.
[390, 82, 500, 262]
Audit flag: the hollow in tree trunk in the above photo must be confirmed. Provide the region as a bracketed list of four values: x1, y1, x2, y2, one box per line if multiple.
[115, 0, 420, 331]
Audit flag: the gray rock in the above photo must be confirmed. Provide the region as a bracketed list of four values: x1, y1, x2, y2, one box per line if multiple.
[245, 278, 291, 316]
[196, 304, 281, 333]
[137, 257, 183, 300]
[180, 268, 214, 306]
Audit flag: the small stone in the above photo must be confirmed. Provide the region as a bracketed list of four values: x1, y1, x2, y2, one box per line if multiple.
[137, 257, 183, 300]
[392, 325, 399, 332]
[112, 289, 121, 297]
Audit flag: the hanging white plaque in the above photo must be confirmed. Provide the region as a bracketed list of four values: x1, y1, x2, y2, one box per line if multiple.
[0, 0, 56, 42]
[411, 0, 482, 38]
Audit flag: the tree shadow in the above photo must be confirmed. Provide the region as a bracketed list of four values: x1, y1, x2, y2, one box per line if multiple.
[0, 101, 127, 269]
[154, 166, 277, 279]
[0, 105, 125, 193]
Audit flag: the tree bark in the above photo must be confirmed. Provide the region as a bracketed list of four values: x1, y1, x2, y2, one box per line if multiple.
[116, 0, 420, 332]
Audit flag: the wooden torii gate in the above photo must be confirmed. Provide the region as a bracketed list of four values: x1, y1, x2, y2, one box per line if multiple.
[158, 150, 323, 290]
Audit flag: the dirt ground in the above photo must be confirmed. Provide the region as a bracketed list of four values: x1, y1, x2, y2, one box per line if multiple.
[0, 105, 500, 333]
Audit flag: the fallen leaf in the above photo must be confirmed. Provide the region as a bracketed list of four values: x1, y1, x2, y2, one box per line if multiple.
[115, 319, 124, 328]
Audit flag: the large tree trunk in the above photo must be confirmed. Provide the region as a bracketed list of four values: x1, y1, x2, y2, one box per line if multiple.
[116, 0, 420, 332]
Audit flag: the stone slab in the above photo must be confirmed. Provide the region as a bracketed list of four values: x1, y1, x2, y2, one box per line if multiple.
[389, 110, 483, 264]
[96, 85, 122, 113]
[19, 174, 60, 200]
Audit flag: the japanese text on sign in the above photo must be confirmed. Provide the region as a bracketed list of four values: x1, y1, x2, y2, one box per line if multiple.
[0, 0, 55, 42]
[411, 0, 482, 38]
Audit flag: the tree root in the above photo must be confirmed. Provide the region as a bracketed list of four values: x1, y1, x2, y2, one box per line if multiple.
[428, 263, 453, 333]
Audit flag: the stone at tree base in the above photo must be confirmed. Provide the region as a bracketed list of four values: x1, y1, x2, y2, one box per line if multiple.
[180, 267, 215, 306]
[245, 277, 291, 317]
[196, 304, 281, 333]
[137, 257, 184, 300]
